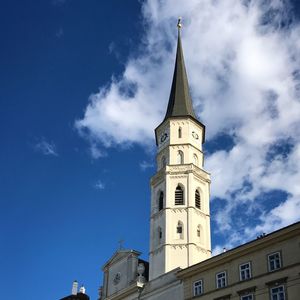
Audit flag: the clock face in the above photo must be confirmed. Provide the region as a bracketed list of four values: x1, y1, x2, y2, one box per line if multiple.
[192, 131, 199, 140]
[113, 272, 121, 285]
[160, 132, 168, 143]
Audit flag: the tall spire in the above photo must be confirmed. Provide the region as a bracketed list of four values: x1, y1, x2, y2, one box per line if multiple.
[164, 18, 196, 121]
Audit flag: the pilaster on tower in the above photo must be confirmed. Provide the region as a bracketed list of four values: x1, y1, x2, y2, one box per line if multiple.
[149, 19, 211, 281]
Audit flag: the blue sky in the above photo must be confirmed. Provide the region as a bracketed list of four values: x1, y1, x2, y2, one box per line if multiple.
[1, 1, 300, 300]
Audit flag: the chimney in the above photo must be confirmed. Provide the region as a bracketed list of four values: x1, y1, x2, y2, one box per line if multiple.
[79, 286, 86, 294]
[72, 280, 78, 295]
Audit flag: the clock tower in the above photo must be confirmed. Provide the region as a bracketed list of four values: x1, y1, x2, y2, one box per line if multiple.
[149, 19, 211, 280]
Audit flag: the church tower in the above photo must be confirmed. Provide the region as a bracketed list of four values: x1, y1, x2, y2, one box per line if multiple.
[149, 19, 211, 280]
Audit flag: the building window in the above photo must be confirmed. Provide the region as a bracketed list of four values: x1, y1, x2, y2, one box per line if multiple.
[176, 221, 183, 239]
[177, 222, 183, 234]
[239, 262, 251, 281]
[216, 271, 227, 289]
[270, 285, 285, 300]
[193, 153, 198, 166]
[158, 191, 164, 211]
[178, 127, 182, 138]
[197, 225, 201, 238]
[268, 252, 281, 271]
[193, 280, 203, 296]
[161, 156, 166, 168]
[157, 227, 162, 246]
[240, 295, 253, 300]
[177, 150, 184, 164]
[195, 190, 201, 209]
[175, 185, 184, 205]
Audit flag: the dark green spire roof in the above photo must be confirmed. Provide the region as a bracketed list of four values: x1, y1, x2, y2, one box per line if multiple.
[164, 23, 196, 121]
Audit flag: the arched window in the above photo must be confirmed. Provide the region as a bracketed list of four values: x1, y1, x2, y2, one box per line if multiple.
[177, 151, 184, 164]
[195, 190, 201, 209]
[176, 221, 183, 239]
[178, 127, 182, 138]
[158, 191, 164, 211]
[193, 154, 198, 166]
[161, 156, 166, 168]
[175, 185, 184, 205]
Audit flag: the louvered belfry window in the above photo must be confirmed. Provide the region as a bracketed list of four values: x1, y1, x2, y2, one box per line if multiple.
[175, 185, 184, 205]
[195, 190, 201, 209]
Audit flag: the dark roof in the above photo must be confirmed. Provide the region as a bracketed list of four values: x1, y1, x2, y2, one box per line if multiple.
[60, 293, 90, 300]
[164, 28, 196, 121]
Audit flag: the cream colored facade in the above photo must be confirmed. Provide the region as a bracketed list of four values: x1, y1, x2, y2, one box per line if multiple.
[177, 222, 300, 300]
[149, 117, 212, 280]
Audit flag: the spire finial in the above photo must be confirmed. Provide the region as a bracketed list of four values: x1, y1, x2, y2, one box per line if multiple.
[177, 17, 182, 30]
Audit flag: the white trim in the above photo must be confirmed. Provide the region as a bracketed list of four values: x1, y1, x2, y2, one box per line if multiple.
[193, 279, 203, 296]
[216, 271, 227, 288]
[270, 285, 285, 300]
[240, 294, 253, 300]
[268, 251, 281, 272]
[239, 261, 251, 281]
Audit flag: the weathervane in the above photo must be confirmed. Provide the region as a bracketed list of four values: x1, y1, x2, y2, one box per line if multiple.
[177, 17, 182, 29]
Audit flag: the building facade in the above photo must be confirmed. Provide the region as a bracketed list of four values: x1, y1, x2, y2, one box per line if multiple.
[177, 222, 300, 300]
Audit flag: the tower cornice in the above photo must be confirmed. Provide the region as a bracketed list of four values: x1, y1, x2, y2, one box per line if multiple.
[155, 115, 206, 146]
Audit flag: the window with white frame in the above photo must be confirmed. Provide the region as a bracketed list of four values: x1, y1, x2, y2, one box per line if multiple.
[239, 262, 251, 281]
[193, 280, 203, 296]
[240, 294, 253, 300]
[216, 271, 227, 288]
[270, 285, 285, 300]
[268, 252, 281, 271]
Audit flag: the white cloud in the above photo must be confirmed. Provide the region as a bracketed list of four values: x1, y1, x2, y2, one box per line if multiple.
[76, 0, 300, 250]
[94, 180, 105, 190]
[34, 138, 58, 157]
[139, 160, 154, 171]
[89, 143, 107, 159]
[55, 27, 64, 39]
